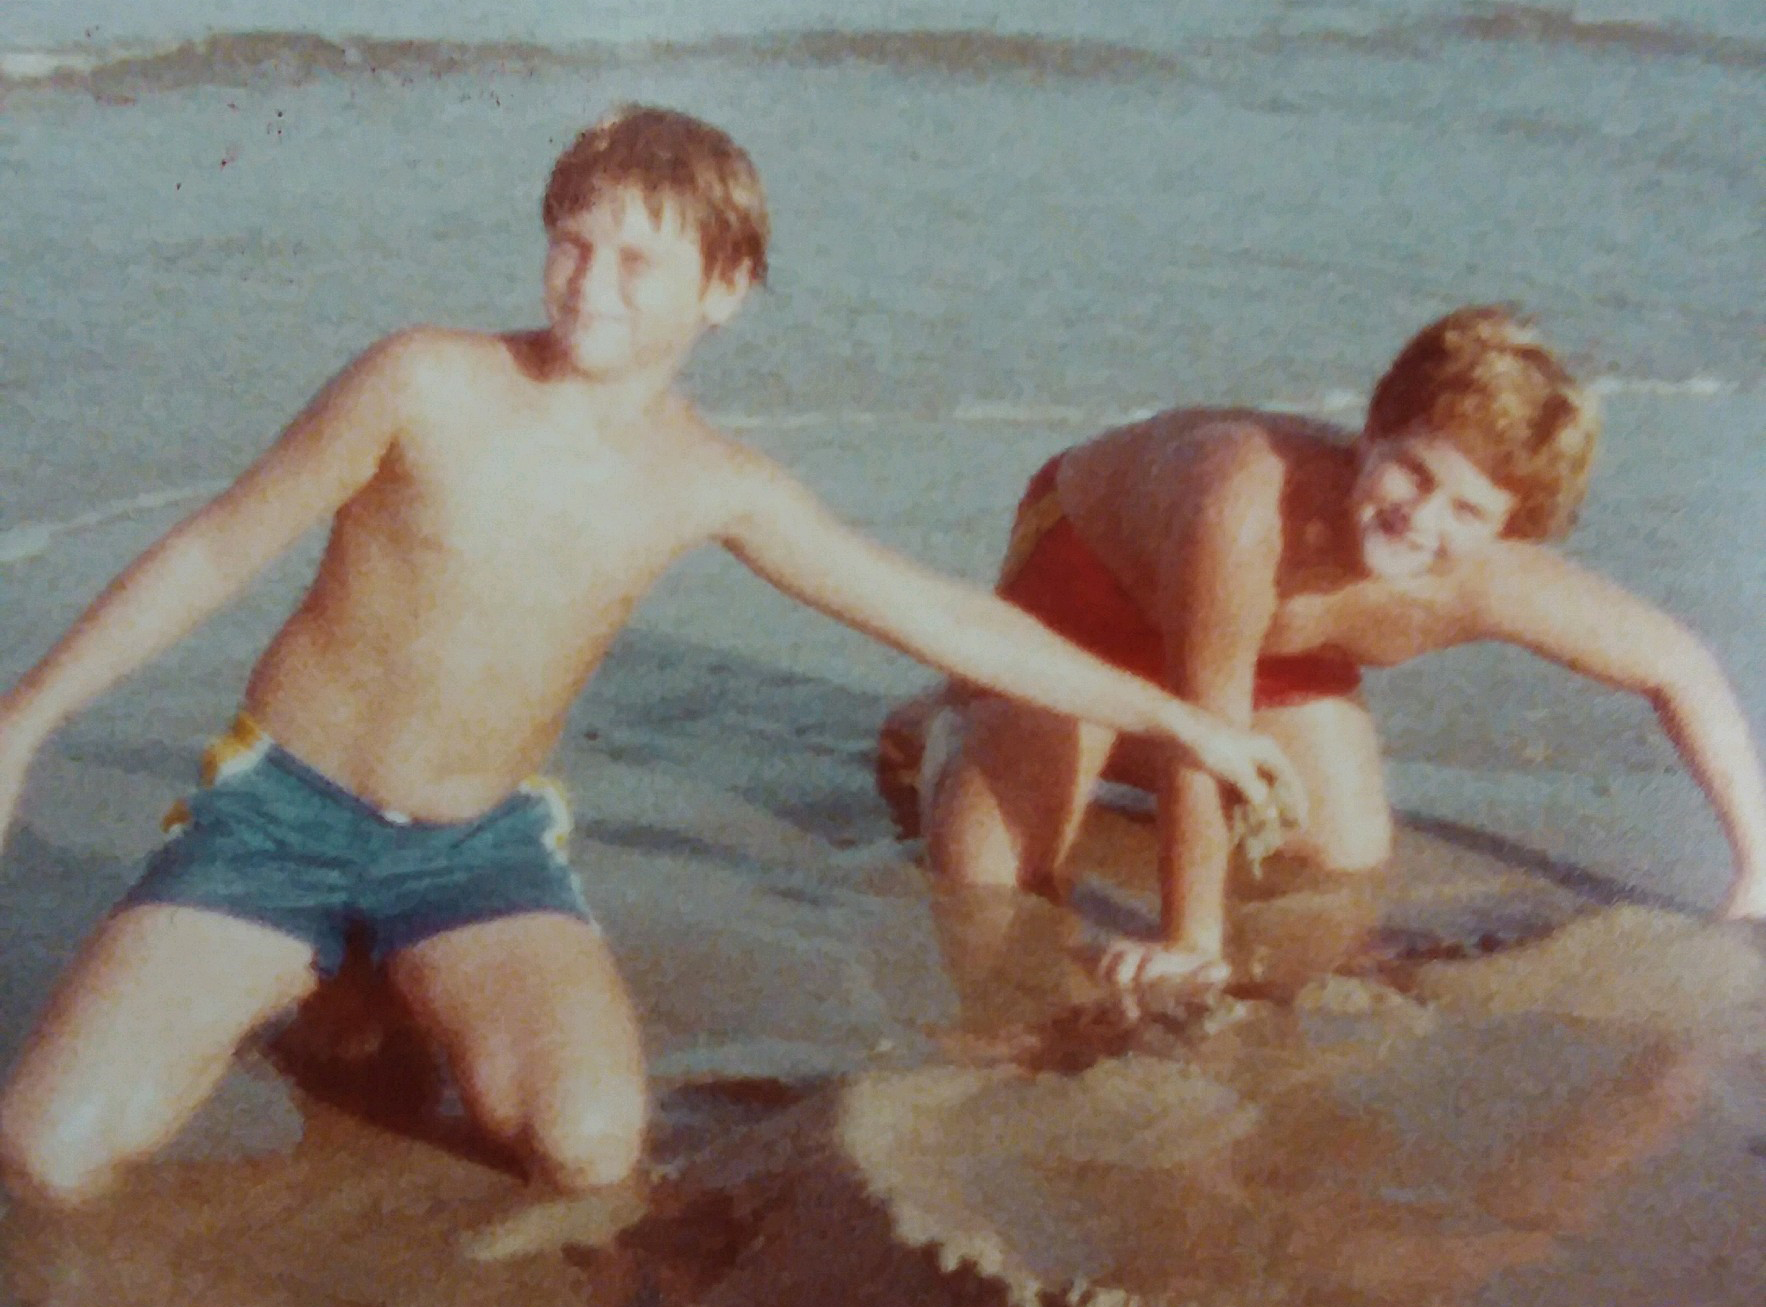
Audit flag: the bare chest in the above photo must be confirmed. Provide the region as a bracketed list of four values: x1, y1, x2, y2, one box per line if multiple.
[1266, 577, 1468, 668]
[352, 430, 715, 618]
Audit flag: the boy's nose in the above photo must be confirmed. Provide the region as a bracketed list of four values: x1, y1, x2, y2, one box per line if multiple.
[1411, 491, 1451, 537]
[579, 250, 623, 307]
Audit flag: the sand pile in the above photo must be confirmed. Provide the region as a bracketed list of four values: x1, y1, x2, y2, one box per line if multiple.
[541, 892, 1766, 1307]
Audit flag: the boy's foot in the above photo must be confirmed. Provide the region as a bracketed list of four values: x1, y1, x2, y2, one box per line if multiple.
[1090, 939, 1232, 1021]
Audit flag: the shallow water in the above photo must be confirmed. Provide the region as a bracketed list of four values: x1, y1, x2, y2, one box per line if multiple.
[1, 3, 1763, 1302]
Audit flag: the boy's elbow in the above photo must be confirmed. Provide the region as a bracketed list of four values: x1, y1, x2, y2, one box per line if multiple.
[1644, 632, 1729, 715]
[162, 516, 268, 601]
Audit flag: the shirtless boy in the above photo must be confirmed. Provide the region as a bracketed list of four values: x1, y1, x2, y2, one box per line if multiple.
[880, 306, 1766, 991]
[0, 106, 1301, 1206]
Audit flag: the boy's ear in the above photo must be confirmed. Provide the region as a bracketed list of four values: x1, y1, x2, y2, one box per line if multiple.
[700, 267, 752, 328]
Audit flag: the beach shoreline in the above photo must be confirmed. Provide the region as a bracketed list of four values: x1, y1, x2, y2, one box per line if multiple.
[3, 5, 1763, 1300]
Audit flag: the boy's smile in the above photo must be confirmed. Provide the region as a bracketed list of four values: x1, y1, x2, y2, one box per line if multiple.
[542, 190, 746, 379]
[1351, 432, 1514, 579]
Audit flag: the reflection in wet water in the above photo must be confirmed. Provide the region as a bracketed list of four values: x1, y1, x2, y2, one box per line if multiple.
[4, 835, 1764, 1306]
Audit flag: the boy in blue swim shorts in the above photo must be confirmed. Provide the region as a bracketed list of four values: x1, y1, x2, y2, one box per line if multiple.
[129, 713, 590, 979]
[0, 106, 1299, 1207]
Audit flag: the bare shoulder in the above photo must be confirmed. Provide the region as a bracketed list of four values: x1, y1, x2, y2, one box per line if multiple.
[629, 407, 803, 535]
[1453, 541, 1670, 652]
[1177, 418, 1290, 546]
[368, 325, 520, 407]
[1072, 409, 1288, 526]
[1453, 541, 1702, 688]
[1454, 540, 1598, 628]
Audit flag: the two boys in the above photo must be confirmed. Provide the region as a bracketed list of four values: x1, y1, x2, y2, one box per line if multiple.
[881, 306, 1766, 991]
[0, 107, 1296, 1205]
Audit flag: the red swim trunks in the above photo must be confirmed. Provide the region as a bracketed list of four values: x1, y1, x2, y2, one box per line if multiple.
[997, 454, 1361, 710]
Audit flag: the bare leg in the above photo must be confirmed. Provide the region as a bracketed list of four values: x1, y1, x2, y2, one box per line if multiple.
[923, 696, 1117, 898]
[876, 685, 947, 837]
[1106, 692, 1392, 874]
[1254, 694, 1392, 872]
[387, 913, 646, 1191]
[0, 906, 317, 1206]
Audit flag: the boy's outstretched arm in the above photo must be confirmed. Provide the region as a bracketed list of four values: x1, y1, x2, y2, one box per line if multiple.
[715, 453, 1304, 828]
[1472, 546, 1766, 918]
[0, 333, 414, 846]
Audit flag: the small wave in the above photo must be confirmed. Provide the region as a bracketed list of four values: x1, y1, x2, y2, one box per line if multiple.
[4, 12, 1759, 99]
[0, 48, 108, 81]
[0, 27, 1193, 98]
[714, 29, 1190, 81]
[1265, 389, 1365, 416]
[948, 401, 1138, 426]
[1586, 374, 1738, 397]
[4, 375, 1740, 568]
[1450, 4, 1764, 68]
[0, 481, 224, 567]
[0, 31, 604, 97]
[715, 404, 1151, 432]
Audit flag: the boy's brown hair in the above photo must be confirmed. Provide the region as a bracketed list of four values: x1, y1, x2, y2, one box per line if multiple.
[542, 104, 770, 289]
[1365, 306, 1599, 540]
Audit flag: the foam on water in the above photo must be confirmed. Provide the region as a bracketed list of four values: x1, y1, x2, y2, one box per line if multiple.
[0, 374, 1743, 572]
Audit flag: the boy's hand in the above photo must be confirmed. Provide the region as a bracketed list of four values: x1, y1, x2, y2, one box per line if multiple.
[1182, 721, 1307, 855]
[1093, 939, 1231, 1022]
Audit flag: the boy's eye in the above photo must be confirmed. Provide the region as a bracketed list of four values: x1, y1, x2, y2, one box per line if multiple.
[553, 237, 592, 265]
[1396, 454, 1433, 488]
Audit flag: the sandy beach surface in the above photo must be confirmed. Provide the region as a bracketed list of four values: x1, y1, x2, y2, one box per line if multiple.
[3, 2, 1764, 1302]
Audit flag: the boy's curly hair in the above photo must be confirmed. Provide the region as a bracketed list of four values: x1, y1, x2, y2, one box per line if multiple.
[542, 105, 769, 288]
[1366, 306, 1599, 540]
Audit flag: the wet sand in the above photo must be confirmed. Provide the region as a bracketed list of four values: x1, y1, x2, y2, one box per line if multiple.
[4, 9, 1764, 1303]
[5, 801, 1764, 1306]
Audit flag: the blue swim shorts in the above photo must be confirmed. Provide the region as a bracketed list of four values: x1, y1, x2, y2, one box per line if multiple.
[120, 715, 595, 977]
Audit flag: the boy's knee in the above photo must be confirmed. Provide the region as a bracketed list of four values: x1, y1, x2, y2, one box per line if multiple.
[1288, 810, 1393, 874]
[0, 1095, 120, 1208]
[527, 1079, 647, 1190]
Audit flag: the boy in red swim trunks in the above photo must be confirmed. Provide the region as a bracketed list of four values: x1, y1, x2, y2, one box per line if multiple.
[880, 306, 1766, 993]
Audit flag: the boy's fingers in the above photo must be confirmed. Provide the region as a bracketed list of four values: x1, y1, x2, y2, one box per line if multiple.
[1252, 740, 1307, 829]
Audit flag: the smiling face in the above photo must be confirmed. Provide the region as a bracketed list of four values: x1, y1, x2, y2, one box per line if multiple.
[542, 189, 748, 380]
[1350, 432, 1516, 580]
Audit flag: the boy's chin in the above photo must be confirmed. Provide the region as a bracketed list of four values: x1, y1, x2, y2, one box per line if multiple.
[558, 339, 635, 377]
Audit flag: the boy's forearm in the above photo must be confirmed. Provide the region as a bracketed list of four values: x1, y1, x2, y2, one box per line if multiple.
[3, 528, 238, 744]
[1156, 767, 1233, 954]
[1653, 666, 1766, 892]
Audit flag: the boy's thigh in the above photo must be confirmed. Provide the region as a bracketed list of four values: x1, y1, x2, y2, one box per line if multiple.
[927, 696, 1115, 887]
[3, 905, 317, 1125]
[387, 913, 642, 1097]
[1253, 693, 1392, 870]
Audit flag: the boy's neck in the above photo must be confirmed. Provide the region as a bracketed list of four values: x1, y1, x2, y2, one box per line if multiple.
[509, 330, 686, 434]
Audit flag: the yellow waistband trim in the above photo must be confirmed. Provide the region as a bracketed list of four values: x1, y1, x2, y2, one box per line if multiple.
[995, 488, 1066, 590]
[200, 712, 271, 788]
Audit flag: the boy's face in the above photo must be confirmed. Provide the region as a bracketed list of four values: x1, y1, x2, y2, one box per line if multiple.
[542, 189, 747, 378]
[1351, 432, 1514, 579]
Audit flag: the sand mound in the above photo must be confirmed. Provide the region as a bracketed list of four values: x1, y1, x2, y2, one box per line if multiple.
[554, 894, 1766, 1307]
[840, 1059, 1258, 1302]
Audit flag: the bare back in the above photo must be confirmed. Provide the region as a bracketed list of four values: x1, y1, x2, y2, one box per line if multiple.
[1056, 409, 1486, 673]
[246, 329, 751, 819]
